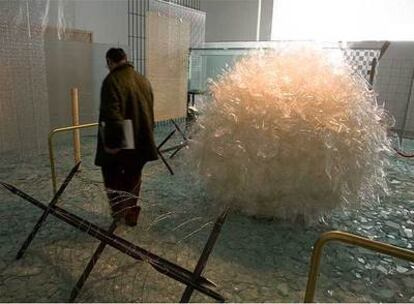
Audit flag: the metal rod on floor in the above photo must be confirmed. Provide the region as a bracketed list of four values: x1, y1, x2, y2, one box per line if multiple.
[0, 183, 224, 302]
[169, 144, 186, 159]
[69, 220, 118, 302]
[156, 119, 190, 174]
[157, 149, 175, 175]
[164, 120, 188, 159]
[160, 142, 187, 154]
[171, 119, 188, 141]
[180, 208, 229, 303]
[304, 231, 414, 303]
[15, 162, 81, 260]
[157, 129, 177, 150]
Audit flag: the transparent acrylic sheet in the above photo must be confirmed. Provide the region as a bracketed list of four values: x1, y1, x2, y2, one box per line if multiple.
[188, 41, 382, 91]
[189, 41, 414, 139]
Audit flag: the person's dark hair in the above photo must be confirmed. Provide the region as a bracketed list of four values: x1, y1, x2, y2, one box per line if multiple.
[106, 48, 127, 63]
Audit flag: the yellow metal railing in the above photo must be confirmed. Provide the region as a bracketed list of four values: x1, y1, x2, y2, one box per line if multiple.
[48, 123, 98, 194]
[304, 230, 414, 302]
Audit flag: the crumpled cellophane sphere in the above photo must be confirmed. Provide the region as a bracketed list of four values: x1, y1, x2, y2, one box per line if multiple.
[187, 47, 393, 223]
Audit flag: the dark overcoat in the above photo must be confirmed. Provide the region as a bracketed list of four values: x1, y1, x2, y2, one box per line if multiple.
[95, 63, 158, 168]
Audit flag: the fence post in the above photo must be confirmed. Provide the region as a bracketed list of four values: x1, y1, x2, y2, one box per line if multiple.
[71, 88, 81, 166]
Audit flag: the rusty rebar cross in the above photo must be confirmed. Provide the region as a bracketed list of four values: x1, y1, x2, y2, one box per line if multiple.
[15, 161, 81, 260]
[0, 164, 225, 302]
[157, 119, 189, 175]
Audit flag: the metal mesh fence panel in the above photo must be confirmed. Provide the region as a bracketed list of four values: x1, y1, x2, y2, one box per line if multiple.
[0, 0, 50, 155]
[128, 0, 205, 76]
[342, 48, 381, 82]
[375, 59, 414, 137]
[149, 0, 205, 94]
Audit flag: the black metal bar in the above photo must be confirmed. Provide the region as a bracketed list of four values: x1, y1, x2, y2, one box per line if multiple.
[167, 120, 188, 158]
[69, 220, 118, 302]
[157, 120, 189, 172]
[378, 41, 391, 61]
[399, 68, 414, 144]
[157, 130, 177, 150]
[15, 162, 81, 260]
[157, 149, 175, 175]
[0, 183, 224, 301]
[368, 57, 377, 86]
[171, 119, 188, 141]
[156, 128, 178, 175]
[160, 142, 187, 154]
[180, 209, 229, 303]
[169, 145, 186, 159]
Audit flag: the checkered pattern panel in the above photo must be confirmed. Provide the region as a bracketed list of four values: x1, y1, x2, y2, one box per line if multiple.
[342, 49, 381, 81]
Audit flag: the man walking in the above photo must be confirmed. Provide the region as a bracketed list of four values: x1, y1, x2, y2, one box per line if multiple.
[95, 48, 158, 226]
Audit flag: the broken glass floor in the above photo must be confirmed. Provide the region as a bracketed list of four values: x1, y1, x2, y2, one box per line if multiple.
[0, 128, 413, 302]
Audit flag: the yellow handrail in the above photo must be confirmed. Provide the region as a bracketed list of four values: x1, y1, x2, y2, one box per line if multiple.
[304, 230, 414, 302]
[48, 123, 98, 194]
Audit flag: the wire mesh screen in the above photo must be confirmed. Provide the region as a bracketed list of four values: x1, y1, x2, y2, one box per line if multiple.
[375, 59, 414, 137]
[149, 0, 205, 93]
[163, 0, 201, 10]
[0, 1, 50, 155]
[128, 0, 204, 75]
[188, 43, 382, 93]
[342, 48, 381, 82]
[128, 0, 148, 74]
[148, 0, 205, 48]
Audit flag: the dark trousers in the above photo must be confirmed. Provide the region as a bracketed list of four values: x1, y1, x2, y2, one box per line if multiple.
[101, 164, 144, 217]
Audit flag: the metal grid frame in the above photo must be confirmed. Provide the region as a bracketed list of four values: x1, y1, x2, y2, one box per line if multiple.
[342, 48, 381, 82]
[128, 0, 149, 74]
[128, 0, 201, 75]
[164, 0, 201, 9]
[376, 59, 414, 138]
[188, 44, 385, 93]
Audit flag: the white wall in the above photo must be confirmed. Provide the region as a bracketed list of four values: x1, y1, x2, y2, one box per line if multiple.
[47, 0, 128, 45]
[44, 0, 129, 129]
[200, 0, 273, 42]
[73, 0, 128, 45]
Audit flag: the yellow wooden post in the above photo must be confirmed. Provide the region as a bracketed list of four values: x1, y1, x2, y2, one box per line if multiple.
[71, 88, 81, 166]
